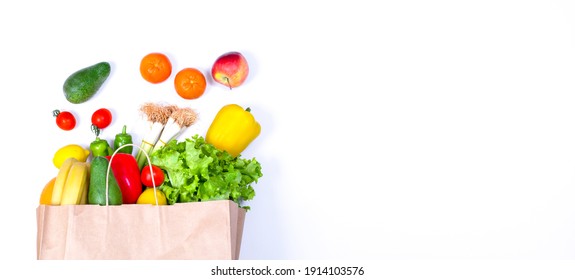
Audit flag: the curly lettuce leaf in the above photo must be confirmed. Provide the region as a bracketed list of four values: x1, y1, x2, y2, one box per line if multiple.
[150, 135, 262, 208]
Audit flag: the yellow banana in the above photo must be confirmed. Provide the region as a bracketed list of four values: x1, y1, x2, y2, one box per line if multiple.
[60, 162, 90, 205]
[79, 163, 90, 204]
[51, 157, 78, 205]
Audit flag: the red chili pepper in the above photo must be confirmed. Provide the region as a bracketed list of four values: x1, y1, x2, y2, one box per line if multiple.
[106, 153, 142, 204]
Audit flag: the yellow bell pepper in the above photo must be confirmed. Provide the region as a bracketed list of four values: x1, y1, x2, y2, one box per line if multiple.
[206, 104, 261, 157]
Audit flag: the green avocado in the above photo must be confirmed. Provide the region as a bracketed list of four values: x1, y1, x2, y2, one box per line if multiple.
[63, 61, 111, 104]
[88, 156, 123, 205]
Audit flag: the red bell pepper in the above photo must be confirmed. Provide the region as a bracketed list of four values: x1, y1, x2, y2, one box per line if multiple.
[106, 153, 142, 204]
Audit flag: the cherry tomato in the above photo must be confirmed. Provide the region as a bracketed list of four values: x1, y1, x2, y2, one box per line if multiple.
[53, 110, 76, 131]
[91, 108, 113, 129]
[141, 165, 165, 188]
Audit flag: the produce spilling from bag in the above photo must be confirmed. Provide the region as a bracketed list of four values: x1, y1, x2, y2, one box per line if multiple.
[41, 51, 263, 209]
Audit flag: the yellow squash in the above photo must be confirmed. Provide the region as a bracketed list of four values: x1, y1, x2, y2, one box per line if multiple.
[206, 104, 261, 157]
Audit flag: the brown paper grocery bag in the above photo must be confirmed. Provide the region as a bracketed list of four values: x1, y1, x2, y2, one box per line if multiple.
[36, 200, 246, 260]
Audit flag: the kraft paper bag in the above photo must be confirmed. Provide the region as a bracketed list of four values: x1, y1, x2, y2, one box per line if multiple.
[36, 200, 246, 260]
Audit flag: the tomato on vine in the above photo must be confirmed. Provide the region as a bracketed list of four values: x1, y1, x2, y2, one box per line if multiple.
[53, 109, 76, 131]
[91, 108, 113, 129]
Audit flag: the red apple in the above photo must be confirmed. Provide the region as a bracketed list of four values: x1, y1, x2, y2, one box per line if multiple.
[211, 51, 249, 89]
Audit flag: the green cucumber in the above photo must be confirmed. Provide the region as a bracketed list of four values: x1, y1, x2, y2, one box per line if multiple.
[88, 156, 123, 205]
[63, 61, 111, 104]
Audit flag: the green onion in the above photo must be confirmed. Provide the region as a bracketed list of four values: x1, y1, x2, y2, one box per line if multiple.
[150, 107, 198, 155]
[134, 103, 176, 169]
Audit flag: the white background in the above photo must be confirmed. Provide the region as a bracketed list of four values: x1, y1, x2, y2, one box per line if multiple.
[3, 0, 575, 278]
